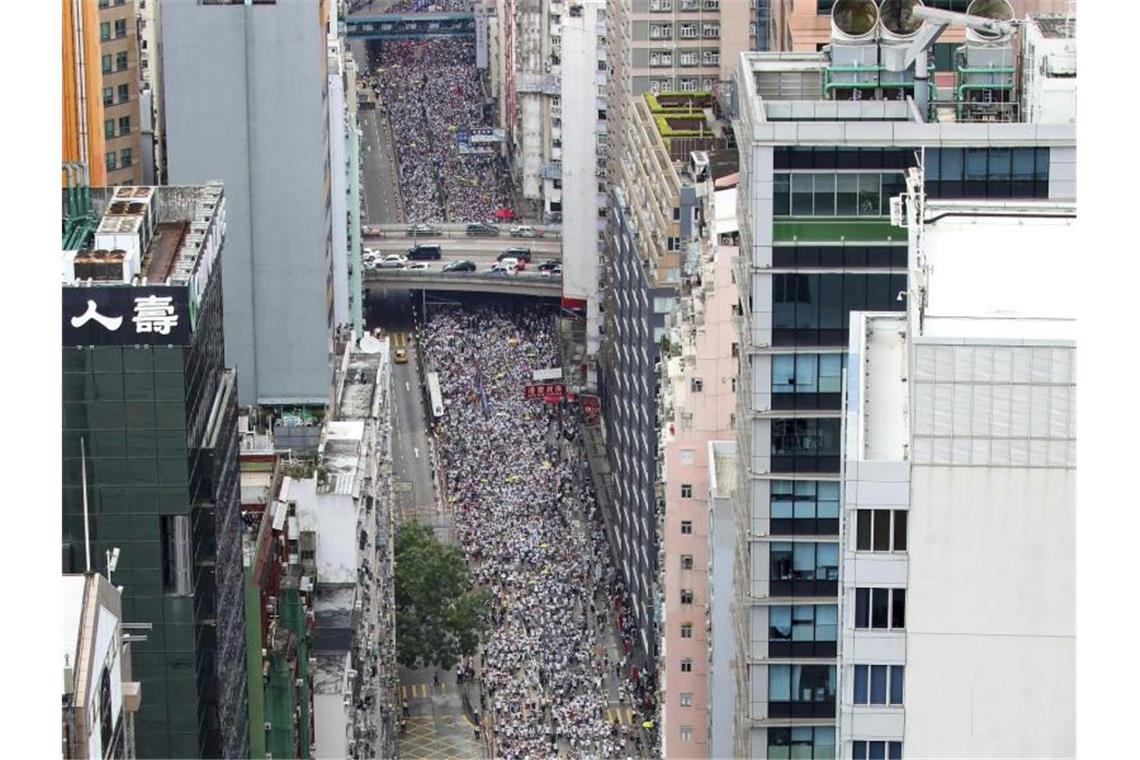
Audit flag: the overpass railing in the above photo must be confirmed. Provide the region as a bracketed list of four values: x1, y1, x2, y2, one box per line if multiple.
[361, 223, 562, 241]
[364, 269, 562, 291]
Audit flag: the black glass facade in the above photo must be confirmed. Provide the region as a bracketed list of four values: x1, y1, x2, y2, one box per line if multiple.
[924, 147, 1051, 199]
[61, 263, 247, 759]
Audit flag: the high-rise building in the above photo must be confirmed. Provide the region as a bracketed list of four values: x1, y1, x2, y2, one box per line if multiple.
[63, 572, 142, 759]
[600, 93, 729, 674]
[657, 170, 739, 757]
[134, 0, 166, 184]
[162, 0, 335, 406]
[559, 0, 609, 358]
[725, 5, 1075, 757]
[97, 0, 144, 185]
[63, 0, 107, 186]
[839, 194, 1075, 758]
[61, 184, 248, 759]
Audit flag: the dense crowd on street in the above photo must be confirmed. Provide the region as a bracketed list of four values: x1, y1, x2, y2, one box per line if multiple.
[366, 37, 513, 223]
[419, 306, 656, 758]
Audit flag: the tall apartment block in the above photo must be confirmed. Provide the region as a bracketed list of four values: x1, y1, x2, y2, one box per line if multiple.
[725, 3, 1076, 757]
[599, 93, 728, 674]
[134, 0, 166, 184]
[163, 0, 335, 406]
[559, 0, 609, 358]
[97, 0, 143, 185]
[657, 170, 739, 757]
[838, 192, 1076, 760]
[63, 572, 142, 759]
[63, 0, 107, 186]
[61, 185, 248, 758]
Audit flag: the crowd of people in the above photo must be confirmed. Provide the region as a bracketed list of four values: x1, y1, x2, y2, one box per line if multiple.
[368, 36, 513, 223]
[420, 306, 651, 758]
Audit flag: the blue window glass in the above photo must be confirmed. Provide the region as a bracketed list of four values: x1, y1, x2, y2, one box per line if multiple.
[890, 665, 904, 705]
[989, 148, 1012, 181]
[769, 663, 791, 701]
[770, 606, 792, 641]
[870, 665, 888, 704]
[774, 174, 790, 215]
[853, 665, 868, 704]
[925, 147, 941, 180]
[965, 148, 988, 180]
[816, 604, 838, 641]
[941, 148, 964, 181]
[793, 174, 815, 215]
[1012, 147, 1035, 180]
[853, 741, 867, 760]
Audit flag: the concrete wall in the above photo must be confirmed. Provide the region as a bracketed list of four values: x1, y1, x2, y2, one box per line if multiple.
[329, 37, 350, 328]
[905, 465, 1075, 758]
[163, 1, 332, 405]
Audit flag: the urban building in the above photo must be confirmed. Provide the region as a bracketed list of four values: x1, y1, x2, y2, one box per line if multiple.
[657, 172, 739, 756]
[327, 9, 366, 336]
[239, 452, 315, 760]
[61, 184, 248, 759]
[598, 91, 729, 674]
[98, 0, 143, 185]
[163, 0, 335, 406]
[767, 0, 1069, 54]
[63, 572, 142, 759]
[706, 438, 738, 759]
[726, 5, 1076, 757]
[63, 0, 107, 186]
[839, 194, 1075, 759]
[135, 0, 166, 184]
[559, 0, 609, 359]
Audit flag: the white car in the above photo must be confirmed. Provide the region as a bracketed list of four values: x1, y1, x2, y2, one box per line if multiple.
[406, 262, 430, 271]
[540, 265, 562, 278]
[509, 225, 539, 238]
[488, 262, 516, 275]
[363, 248, 380, 263]
[376, 254, 407, 268]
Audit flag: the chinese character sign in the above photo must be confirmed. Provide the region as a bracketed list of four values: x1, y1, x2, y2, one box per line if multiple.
[63, 286, 192, 346]
[523, 383, 566, 401]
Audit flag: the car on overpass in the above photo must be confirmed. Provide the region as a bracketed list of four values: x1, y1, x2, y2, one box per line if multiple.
[537, 259, 560, 272]
[509, 225, 542, 238]
[407, 244, 442, 260]
[499, 247, 531, 263]
[376, 254, 407, 268]
[406, 223, 441, 237]
[466, 222, 499, 237]
[443, 260, 477, 272]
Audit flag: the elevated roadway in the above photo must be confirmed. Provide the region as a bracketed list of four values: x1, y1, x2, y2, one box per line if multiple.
[363, 269, 561, 298]
[362, 223, 561, 240]
[363, 237, 562, 261]
[345, 12, 475, 40]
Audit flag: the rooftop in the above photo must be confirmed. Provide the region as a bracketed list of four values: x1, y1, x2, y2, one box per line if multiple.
[916, 200, 1077, 341]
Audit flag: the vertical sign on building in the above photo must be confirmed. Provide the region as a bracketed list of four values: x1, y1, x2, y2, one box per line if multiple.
[475, 6, 489, 71]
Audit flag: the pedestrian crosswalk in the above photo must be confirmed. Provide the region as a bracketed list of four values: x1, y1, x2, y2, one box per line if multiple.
[604, 706, 638, 726]
[399, 682, 449, 700]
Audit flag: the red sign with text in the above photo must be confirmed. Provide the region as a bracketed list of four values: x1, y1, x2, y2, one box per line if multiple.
[524, 383, 566, 402]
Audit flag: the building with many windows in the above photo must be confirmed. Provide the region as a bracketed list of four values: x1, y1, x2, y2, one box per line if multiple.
[163, 0, 335, 406]
[63, 0, 107, 186]
[97, 0, 143, 185]
[61, 184, 248, 759]
[839, 194, 1075, 759]
[726, 6, 1075, 755]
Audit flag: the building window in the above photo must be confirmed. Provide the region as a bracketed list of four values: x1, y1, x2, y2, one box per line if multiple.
[681, 483, 693, 499]
[770, 541, 839, 596]
[702, 23, 720, 39]
[120, 148, 132, 168]
[104, 119, 115, 140]
[772, 272, 908, 347]
[691, 378, 703, 393]
[854, 588, 906, 630]
[679, 23, 698, 39]
[852, 741, 903, 760]
[680, 658, 693, 672]
[769, 604, 839, 657]
[118, 83, 129, 103]
[115, 51, 128, 71]
[767, 664, 837, 718]
[102, 86, 114, 106]
[114, 18, 127, 38]
[925, 147, 1050, 200]
[768, 726, 836, 759]
[680, 589, 693, 604]
[770, 418, 843, 473]
[650, 0, 673, 10]
[680, 448, 695, 465]
[680, 726, 693, 741]
[101, 54, 112, 75]
[650, 22, 673, 39]
[680, 50, 699, 67]
[772, 354, 845, 401]
[99, 21, 111, 41]
[118, 116, 131, 135]
[679, 78, 698, 92]
[855, 509, 908, 552]
[681, 554, 693, 570]
[650, 51, 673, 67]
[680, 692, 693, 707]
[853, 665, 905, 706]
[703, 50, 720, 66]
[680, 623, 693, 638]
[770, 480, 840, 535]
[681, 520, 693, 535]
[774, 172, 904, 217]
[105, 152, 117, 172]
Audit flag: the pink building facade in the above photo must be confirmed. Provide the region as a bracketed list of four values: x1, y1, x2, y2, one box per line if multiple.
[659, 178, 740, 758]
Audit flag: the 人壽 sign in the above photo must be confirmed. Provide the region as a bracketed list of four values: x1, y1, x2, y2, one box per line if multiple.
[63, 286, 192, 346]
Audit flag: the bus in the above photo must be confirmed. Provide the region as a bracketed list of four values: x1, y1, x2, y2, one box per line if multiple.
[426, 371, 444, 420]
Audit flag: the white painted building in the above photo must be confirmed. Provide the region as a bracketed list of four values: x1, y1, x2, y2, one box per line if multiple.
[559, 0, 607, 353]
[839, 196, 1077, 760]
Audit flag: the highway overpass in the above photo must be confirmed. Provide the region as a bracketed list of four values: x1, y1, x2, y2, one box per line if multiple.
[363, 269, 561, 298]
[362, 223, 561, 241]
[363, 237, 562, 261]
[345, 12, 475, 40]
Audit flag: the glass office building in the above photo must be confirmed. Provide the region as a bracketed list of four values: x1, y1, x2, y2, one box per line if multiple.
[61, 185, 248, 759]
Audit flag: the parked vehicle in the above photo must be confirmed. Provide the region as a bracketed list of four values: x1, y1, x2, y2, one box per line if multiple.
[509, 225, 541, 238]
[405, 223, 441, 237]
[376, 254, 407, 268]
[499, 247, 532, 263]
[407, 244, 442, 261]
[537, 259, 561, 271]
[466, 222, 500, 237]
[443, 260, 477, 272]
